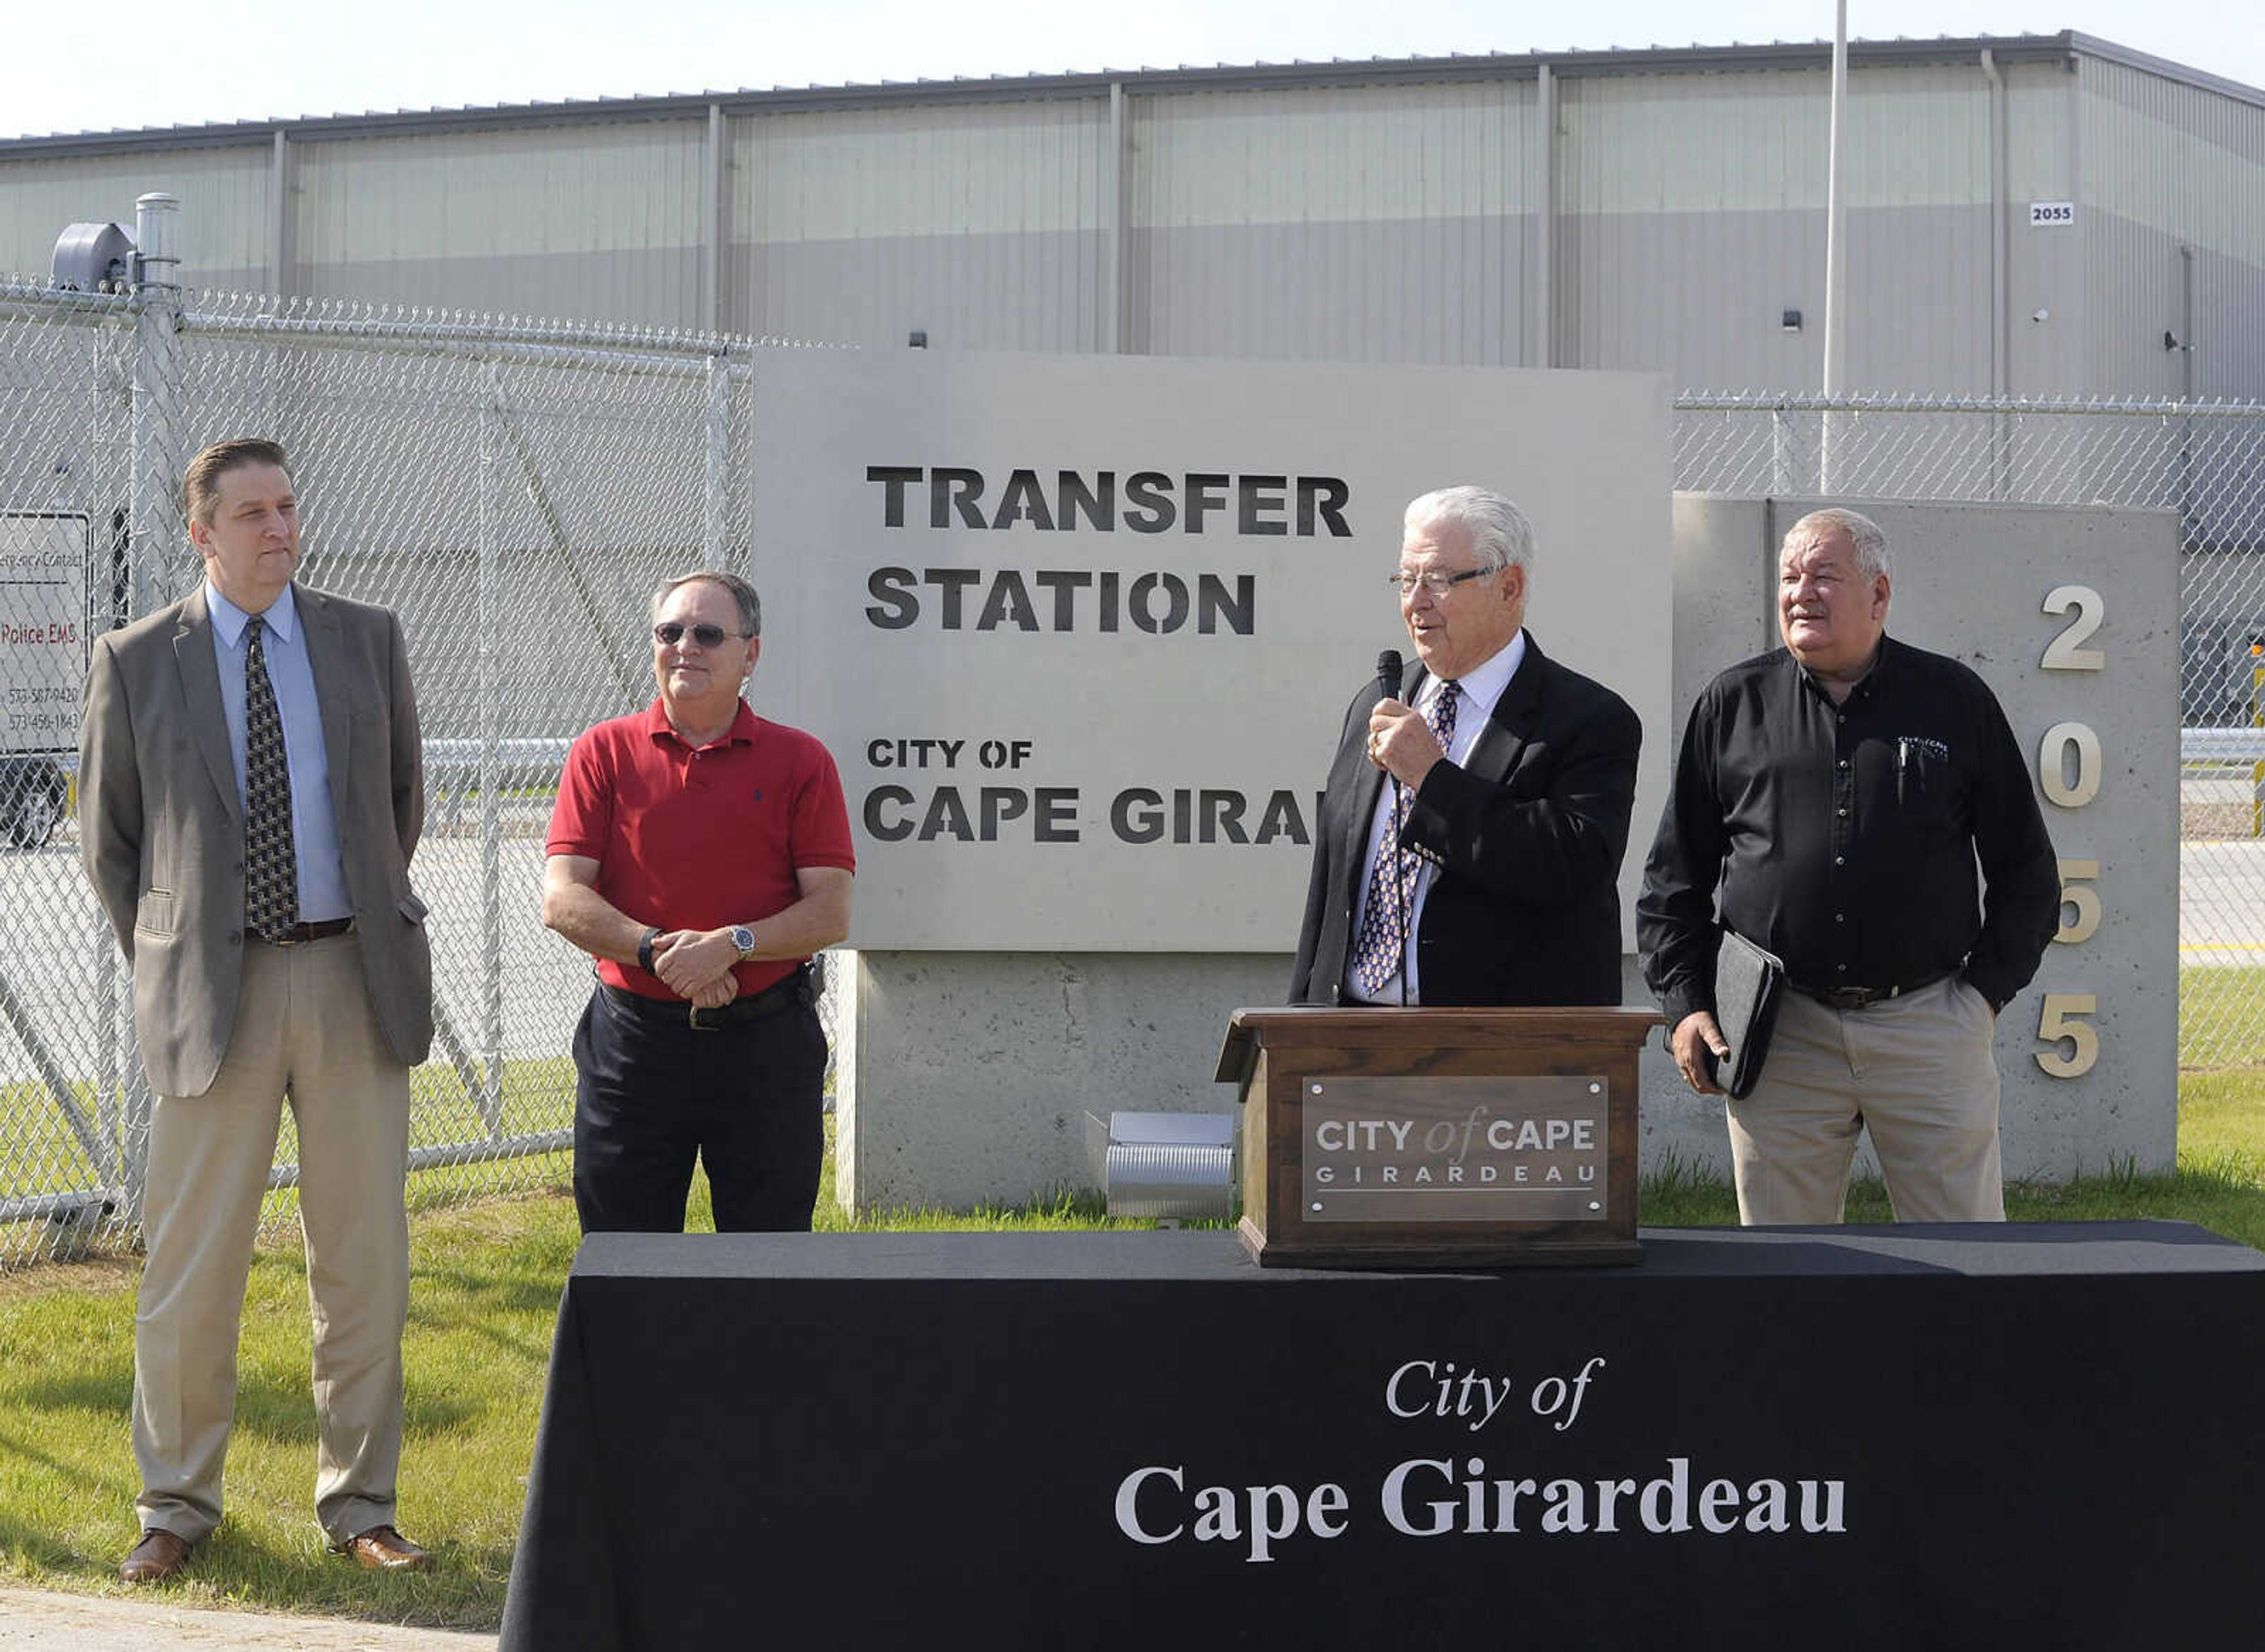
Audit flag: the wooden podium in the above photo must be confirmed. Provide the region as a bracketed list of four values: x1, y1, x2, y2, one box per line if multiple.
[1216, 1006, 1660, 1269]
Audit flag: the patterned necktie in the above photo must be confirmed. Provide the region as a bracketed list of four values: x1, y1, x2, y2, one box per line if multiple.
[1350, 680, 1460, 1000]
[242, 616, 300, 941]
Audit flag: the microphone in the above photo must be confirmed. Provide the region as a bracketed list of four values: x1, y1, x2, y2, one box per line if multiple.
[1374, 649, 1403, 705]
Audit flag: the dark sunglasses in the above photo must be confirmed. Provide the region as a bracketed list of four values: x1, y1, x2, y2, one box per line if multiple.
[652, 621, 749, 648]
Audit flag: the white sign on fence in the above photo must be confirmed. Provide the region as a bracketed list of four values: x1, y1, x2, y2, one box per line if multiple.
[0, 513, 87, 756]
[753, 350, 1673, 951]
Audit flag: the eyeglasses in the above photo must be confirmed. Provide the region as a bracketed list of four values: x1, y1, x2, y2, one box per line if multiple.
[652, 621, 750, 648]
[1388, 567, 1495, 597]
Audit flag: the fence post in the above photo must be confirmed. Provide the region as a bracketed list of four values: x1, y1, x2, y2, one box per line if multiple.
[119, 191, 186, 1225]
[476, 366, 506, 1132]
[703, 352, 730, 564]
[1770, 403, 1795, 495]
[127, 195, 185, 618]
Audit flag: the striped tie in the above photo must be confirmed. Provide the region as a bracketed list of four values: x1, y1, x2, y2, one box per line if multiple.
[1349, 680, 1459, 1000]
[242, 617, 300, 942]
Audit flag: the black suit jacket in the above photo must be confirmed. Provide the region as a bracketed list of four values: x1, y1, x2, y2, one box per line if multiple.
[1289, 632, 1642, 1007]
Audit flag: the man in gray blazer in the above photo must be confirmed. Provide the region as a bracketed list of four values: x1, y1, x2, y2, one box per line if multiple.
[79, 438, 436, 1583]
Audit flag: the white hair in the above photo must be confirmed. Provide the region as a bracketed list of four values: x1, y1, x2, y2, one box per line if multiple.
[1404, 485, 1536, 577]
[1785, 507, 1891, 581]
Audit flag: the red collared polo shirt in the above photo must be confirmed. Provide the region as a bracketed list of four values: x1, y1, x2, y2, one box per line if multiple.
[547, 698, 855, 999]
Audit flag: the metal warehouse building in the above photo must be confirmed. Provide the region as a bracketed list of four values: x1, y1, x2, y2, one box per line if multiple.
[2, 29, 2260, 400]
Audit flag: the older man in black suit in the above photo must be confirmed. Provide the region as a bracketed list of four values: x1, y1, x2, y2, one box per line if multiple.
[1290, 485, 1641, 1008]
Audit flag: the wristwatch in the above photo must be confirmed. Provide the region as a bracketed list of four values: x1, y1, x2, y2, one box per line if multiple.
[636, 926, 661, 974]
[729, 924, 758, 961]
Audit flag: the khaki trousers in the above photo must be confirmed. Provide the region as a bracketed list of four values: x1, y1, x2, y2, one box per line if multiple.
[133, 932, 411, 1545]
[1726, 975, 2005, 1226]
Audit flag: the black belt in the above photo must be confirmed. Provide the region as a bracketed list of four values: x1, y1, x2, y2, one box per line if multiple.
[256, 917, 355, 945]
[602, 965, 818, 1032]
[1790, 968, 1955, 1011]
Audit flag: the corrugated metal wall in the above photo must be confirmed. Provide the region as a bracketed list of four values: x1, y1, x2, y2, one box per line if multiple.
[294, 120, 707, 326]
[1560, 68, 1820, 386]
[730, 98, 1108, 350]
[1555, 63, 1997, 393]
[0, 47, 2257, 403]
[2080, 57, 2265, 549]
[2004, 66, 2085, 399]
[2081, 56, 2265, 402]
[0, 145, 270, 293]
[1129, 80, 1536, 365]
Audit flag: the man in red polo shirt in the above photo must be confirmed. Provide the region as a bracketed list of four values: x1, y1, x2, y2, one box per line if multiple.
[541, 570, 855, 1231]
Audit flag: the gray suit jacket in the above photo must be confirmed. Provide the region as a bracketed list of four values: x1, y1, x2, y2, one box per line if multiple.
[78, 582, 434, 1097]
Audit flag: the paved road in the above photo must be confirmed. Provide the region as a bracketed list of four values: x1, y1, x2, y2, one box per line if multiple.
[2181, 838, 2265, 965]
[0, 1588, 495, 1650]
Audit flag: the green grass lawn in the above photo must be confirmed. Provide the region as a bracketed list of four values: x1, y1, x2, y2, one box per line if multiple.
[0, 1126, 1143, 1628]
[4, 1073, 2261, 1630]
[0, 1193, 570, 1627]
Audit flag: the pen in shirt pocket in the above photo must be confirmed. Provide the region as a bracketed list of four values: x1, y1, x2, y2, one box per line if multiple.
[1896, 737, 1909, 807]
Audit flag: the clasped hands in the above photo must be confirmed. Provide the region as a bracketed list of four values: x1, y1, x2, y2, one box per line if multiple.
[1365, 699, 1446, 789]
[648, 929, 742, 1010]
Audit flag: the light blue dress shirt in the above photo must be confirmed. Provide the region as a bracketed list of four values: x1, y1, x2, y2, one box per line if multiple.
[204, 582, 353, 924]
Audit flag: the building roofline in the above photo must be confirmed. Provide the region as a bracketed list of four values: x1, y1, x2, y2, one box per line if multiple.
[0, 30, 2254, 156]
[2063, 30, 2265, 110]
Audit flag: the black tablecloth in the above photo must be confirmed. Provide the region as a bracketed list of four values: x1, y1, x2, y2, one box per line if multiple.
[502, 1223, 2265, 1650]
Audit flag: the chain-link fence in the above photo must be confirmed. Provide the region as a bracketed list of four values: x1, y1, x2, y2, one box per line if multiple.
[4, 268, 2262, 1266]
[1672, 393, 2265, 713]
[0, 244, 852, 1267]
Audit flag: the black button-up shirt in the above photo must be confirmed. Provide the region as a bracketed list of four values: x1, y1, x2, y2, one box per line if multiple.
[1637, 635, 2060, 1028]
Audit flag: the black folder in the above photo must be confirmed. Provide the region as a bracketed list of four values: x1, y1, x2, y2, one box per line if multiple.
[1710, 928, 1785, 1100]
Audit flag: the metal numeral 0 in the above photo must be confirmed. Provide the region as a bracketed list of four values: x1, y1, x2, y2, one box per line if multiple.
[2038, 721, 2102, 808]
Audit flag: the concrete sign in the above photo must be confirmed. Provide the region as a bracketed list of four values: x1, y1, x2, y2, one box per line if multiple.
[753, 350, 1672, 951]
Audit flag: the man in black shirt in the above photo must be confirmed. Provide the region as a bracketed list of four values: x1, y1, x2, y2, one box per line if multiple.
[1637, 507, 2058, 1223]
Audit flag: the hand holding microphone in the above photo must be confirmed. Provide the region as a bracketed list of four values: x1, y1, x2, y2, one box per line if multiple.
[1364, 649, 1403, 768]
[1364, 647, 1446, 787]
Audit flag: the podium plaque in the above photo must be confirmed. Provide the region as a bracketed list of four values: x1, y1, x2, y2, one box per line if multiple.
[1216, 1007, 1660, 1269]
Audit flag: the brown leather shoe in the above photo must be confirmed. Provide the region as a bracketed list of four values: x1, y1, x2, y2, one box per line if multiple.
[339, 1523, 432, 1572]
[120, 1528, 192, 1584]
